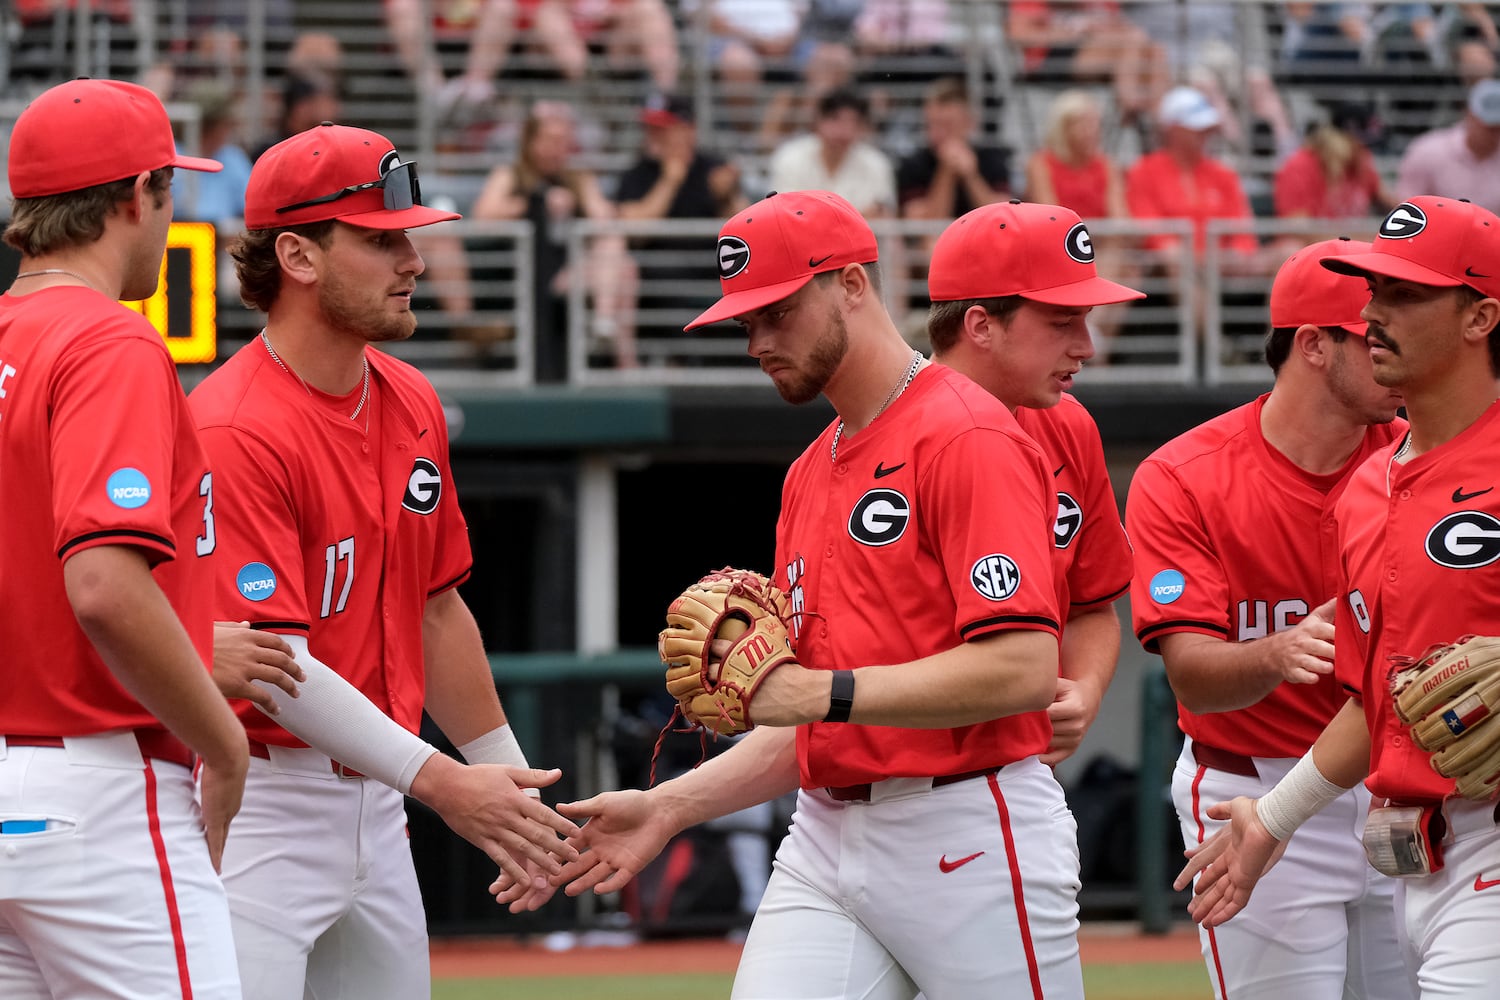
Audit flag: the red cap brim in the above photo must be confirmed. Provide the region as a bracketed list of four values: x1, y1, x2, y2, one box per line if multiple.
[685, 274, 816, 331]
[332, 205, 462, 230]
[1020, 274, 1148, 307]
[1322, 251, 1464, 288]
[170, 153, 224, 174]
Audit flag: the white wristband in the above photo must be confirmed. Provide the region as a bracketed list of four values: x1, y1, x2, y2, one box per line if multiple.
[252, 634, 438, 795]
[457, 723, 541, 799]
[1254, 751, 1346, 841]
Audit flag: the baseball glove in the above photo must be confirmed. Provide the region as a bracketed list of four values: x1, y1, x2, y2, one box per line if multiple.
[1390, 634, 1500, 800]
[659, 567, 798, 736]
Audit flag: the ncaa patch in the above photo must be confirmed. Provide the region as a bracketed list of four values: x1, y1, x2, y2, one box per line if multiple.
[1064, 222, 1095, 263]
[971, 554, 1020, 601]
[718, 236, 751, 279]
[1149, 569, 1185, 605]
[848, 488, 909, 546]
[402, 457, 442, 514]
[237, 562, 277, 602]
[1380, 203, 1427, 240]
[106, 467, 151, 509]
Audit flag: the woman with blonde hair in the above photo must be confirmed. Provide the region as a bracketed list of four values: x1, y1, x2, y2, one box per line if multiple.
[474, 101, 639, 370]
[1025, 89, 1135, 357]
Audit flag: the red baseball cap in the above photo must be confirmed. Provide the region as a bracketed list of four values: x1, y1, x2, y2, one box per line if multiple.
[927, 201, 1144, 306]
[1321, 197, 1500, 301]
[685, 190, 878, 330]
[245, 123, 461, 231]
[1270, 237, 1371, 335]
[9, 78, 222, 198]
[641, 93, 693, 128]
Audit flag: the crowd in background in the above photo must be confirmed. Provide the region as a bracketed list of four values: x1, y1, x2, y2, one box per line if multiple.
[8, 1, 1500, 371]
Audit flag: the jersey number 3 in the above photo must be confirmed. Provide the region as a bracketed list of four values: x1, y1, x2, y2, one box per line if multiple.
[321, 536, 355, 618]
[195, 472, 216, 557]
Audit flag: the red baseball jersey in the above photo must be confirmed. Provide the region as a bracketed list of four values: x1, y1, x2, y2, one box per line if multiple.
[188, 343, 472, 745]
[0, 288, 215, 735]
[1128, 395, 1404, 757]
[777, 363, 1060, 788]
[1335, 404, 1500, 804]
[1015, 394, 1133, 616]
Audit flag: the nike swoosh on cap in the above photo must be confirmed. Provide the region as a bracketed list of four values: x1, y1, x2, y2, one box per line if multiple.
[1467, 266, 1491, 279]
[809, 254, 834, 267]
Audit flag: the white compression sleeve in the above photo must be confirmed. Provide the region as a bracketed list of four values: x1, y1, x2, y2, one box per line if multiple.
[457, 724, 541, 798]
[1254, 751, 1346, 841]
[252, 634, 438, 795]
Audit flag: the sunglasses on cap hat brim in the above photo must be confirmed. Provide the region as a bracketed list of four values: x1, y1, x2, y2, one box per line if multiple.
[275, 158, 422, 216]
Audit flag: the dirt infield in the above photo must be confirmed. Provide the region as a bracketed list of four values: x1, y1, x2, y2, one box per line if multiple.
[430, 922, 1203, 978]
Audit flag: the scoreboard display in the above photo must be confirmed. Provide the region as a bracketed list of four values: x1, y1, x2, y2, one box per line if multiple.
[0, 221, 219, 364]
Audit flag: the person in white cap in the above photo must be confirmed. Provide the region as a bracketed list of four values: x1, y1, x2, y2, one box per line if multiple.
[1396, 78, 1500, 215]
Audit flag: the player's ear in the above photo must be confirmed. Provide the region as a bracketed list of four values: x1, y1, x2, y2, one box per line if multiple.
[1293, 323, 1329, 368]
[274, 230, 322, 287]
[961, 304, 995, 349]
[118, 171, 154, 223]
[1460, 294, 1500, 352]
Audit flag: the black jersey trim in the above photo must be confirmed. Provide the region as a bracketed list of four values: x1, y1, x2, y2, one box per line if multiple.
[58, 529, 174, 560]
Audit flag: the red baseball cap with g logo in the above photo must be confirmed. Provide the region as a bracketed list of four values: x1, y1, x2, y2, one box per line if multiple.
[1321, 196, 1500, 300]
[1270, 237, 1371, 334]
[926, 201, 1144, 306]
[685, 190, 879, 331]
[9, 78, 222, 198]
[245, 123, 460, 231]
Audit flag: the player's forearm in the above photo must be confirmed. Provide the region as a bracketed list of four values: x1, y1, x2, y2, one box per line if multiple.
[422, 588, 507, 745]
[1060, 604, 1121, 702]
[1310, 698, 1372, 789]
[651, 726, 800, 832]
[63, 546, 247, 770]
[1160, 631, 1292, 713]
[257, 634, 438, 794]
[816, 630, 1057, 728]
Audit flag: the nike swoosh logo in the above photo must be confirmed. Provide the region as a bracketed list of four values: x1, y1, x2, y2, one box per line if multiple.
[1053, 464, 1066, 478]
[939, 851, 985, 873]
[1453, 486, 1494, 503]
[809, 254, 834, 268]
[874, 462, 905, 479]
[1475, 873, 1500, 891]
[418, 429, 429, 439]
[1467, 266, 1491, 279]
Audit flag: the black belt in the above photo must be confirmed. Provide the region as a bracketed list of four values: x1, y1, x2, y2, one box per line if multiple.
[826, 766, 1002, 803]
[1191, 740, 1258, 778]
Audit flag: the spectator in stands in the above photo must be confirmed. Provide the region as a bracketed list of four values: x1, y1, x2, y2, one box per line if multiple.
[1453, 4, 1500, 86]
[690, 0, 805, 95]
[10, 0, 135, 82]
[898, 77, 1012, 223]
[757, 40, 859, 155]
[385, 0, 514, 125]
[853, 0, 955, 61]
[1130, 2, 1297, 160]
[1025, 89, 1136, 358]
[172, 81, 254, 308]
[1280, 3, 1369, 68]
[251, 72, 344, 162]
[517, 0, 681, 93]
[768, 88, 897, 220]
[473, 101, 638, 371]
[615, 94, 746, 345]
[1396, 77, 1500, 214]
[1006, 1, 1168, 123]
[1273, 103, 1395, 237]
[1127, 86, 1262, 264]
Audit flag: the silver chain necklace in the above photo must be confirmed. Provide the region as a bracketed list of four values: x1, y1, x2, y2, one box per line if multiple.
[831, 350, 923, 463]
[14, 268, 97, 290]
[261, 330, 371, 425]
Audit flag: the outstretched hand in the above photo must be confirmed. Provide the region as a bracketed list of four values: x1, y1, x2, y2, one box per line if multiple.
[212, 621, 303, 714]
[511, 788, 677, 900]
[1175, 795, 1289, 927]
